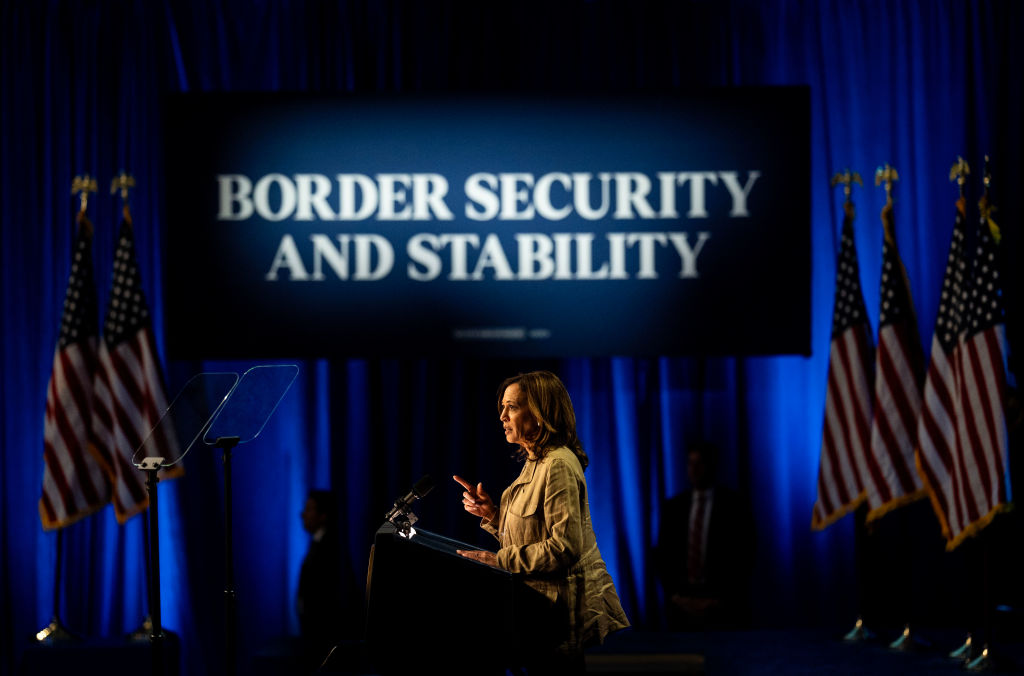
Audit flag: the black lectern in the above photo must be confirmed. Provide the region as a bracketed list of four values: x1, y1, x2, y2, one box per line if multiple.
[365, 523, 555, 673]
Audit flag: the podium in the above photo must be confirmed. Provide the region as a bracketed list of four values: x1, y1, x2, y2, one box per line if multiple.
[365, 523, 557, 673]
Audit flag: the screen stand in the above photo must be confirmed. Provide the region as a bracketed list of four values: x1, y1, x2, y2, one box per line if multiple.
[216, 435, 241, 676]
[132, 371, 241, 676]
[132, 366, 298, 676]
[138, 457, 165, 676]
[200, 365, 298, 676]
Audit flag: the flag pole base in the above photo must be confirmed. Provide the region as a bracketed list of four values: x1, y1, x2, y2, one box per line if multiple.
[949, 633, 973, 661]
[965, 644, 993, 671]
[842, 617, 874, 642]
[34, 616, 77, 643]
[888, 624, 927, 651]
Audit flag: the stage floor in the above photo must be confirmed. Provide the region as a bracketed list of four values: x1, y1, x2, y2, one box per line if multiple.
[587, 628, 1023, 675]
[250, 627, 1024, 675]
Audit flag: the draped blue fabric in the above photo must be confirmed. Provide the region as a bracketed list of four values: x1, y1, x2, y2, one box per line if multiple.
[2, 2, 1021, 674]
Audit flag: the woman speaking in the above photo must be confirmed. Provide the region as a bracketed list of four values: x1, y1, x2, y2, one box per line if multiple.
[454, 370, 629, 672]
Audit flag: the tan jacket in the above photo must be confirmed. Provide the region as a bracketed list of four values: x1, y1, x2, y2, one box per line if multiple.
[482, 447, 630, 651]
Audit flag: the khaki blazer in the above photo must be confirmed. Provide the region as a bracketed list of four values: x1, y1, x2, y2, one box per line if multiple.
[482, 447, 629, 652]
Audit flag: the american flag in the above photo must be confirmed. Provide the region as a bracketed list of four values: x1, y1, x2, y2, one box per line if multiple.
[812, 202, 876, 530]
[40, 219, 113, 529]
[90, 217, 179, 524]
[914, 199, 968, 541]
[917, 196, 1011, 548]
[864, 204, 926, 522]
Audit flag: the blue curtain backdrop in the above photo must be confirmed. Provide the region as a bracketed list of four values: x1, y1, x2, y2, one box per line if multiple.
[2, 1, 1022, 674]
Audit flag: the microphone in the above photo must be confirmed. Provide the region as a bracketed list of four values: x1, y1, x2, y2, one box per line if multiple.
[385, 475, 434, 527]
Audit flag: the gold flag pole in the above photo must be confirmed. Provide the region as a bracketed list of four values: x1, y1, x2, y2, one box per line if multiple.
[71, 174, 98, 236]
[111, 171, 136, 226]
[875, 163, 899, 205]
[110, 170, 158, 644]
[72, 174, 98, 213]
[832, 168, 864, 246]
[831, 168, 863, 204]
[874, 163, 922, 653]
[949, 155, 970, 200]
[945, 156, 974, 664]
[829, 169, 874, 645]
[964, 155, 999, 674]
[36, 175, 100, 644]
[976, 155, 996, 233]
[875, 164, 900, 247]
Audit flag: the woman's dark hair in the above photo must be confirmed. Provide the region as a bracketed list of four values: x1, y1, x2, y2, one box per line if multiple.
[497, 370, 589, 471]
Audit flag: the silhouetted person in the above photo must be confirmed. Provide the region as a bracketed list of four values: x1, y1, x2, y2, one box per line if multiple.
[655, 441, 754, 631]
[297, 490, 344, 672]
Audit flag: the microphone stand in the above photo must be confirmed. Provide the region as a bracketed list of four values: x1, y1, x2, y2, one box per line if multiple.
[385, 476, 434, 536]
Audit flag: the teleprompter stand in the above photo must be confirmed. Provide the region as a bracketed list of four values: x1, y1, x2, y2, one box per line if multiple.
[132, 372, 237, 676]
[132, 365, 298, 676]
[137, 457, 168, 675]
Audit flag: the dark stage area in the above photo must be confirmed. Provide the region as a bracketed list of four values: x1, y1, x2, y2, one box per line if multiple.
[27, 628, 1021, 675]
[307, 629, 1024, 675]
[588, 628, 1024, 675]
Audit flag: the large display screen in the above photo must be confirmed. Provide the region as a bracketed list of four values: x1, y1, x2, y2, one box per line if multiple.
[163, 90, 810, 358]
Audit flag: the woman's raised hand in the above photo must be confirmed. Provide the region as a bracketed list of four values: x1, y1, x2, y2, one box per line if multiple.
[453, 475, 496, 521]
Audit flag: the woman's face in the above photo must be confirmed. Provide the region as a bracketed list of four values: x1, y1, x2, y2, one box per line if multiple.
[499, 383, 537, 449]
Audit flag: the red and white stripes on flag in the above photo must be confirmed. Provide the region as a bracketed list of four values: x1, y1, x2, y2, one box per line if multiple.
[915, 197, 1011, 549]
[40, 219, 113, 529]
[89, 218, 179, 524]
[914, 200, 967, 541]
[812, 202, 875, 530]
[864, 204, 926, 522]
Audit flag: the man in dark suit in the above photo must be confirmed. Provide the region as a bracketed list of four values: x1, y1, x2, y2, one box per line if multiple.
[297, 489, 344, 671]
[654, 441, 754, 631]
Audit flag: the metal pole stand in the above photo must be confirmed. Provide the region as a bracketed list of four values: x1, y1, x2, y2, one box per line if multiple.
[35, 529, 79, 643]
[965, 644, 993, 671]
[949, 633, 973, 662]
[139, 457, 166, 676]
[888, 624, 929, 652]
[34, 618, 76, 643]
[127, 516, 156, 642]
[217, 436, 241, 676]
[842, 617, 874, 642]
